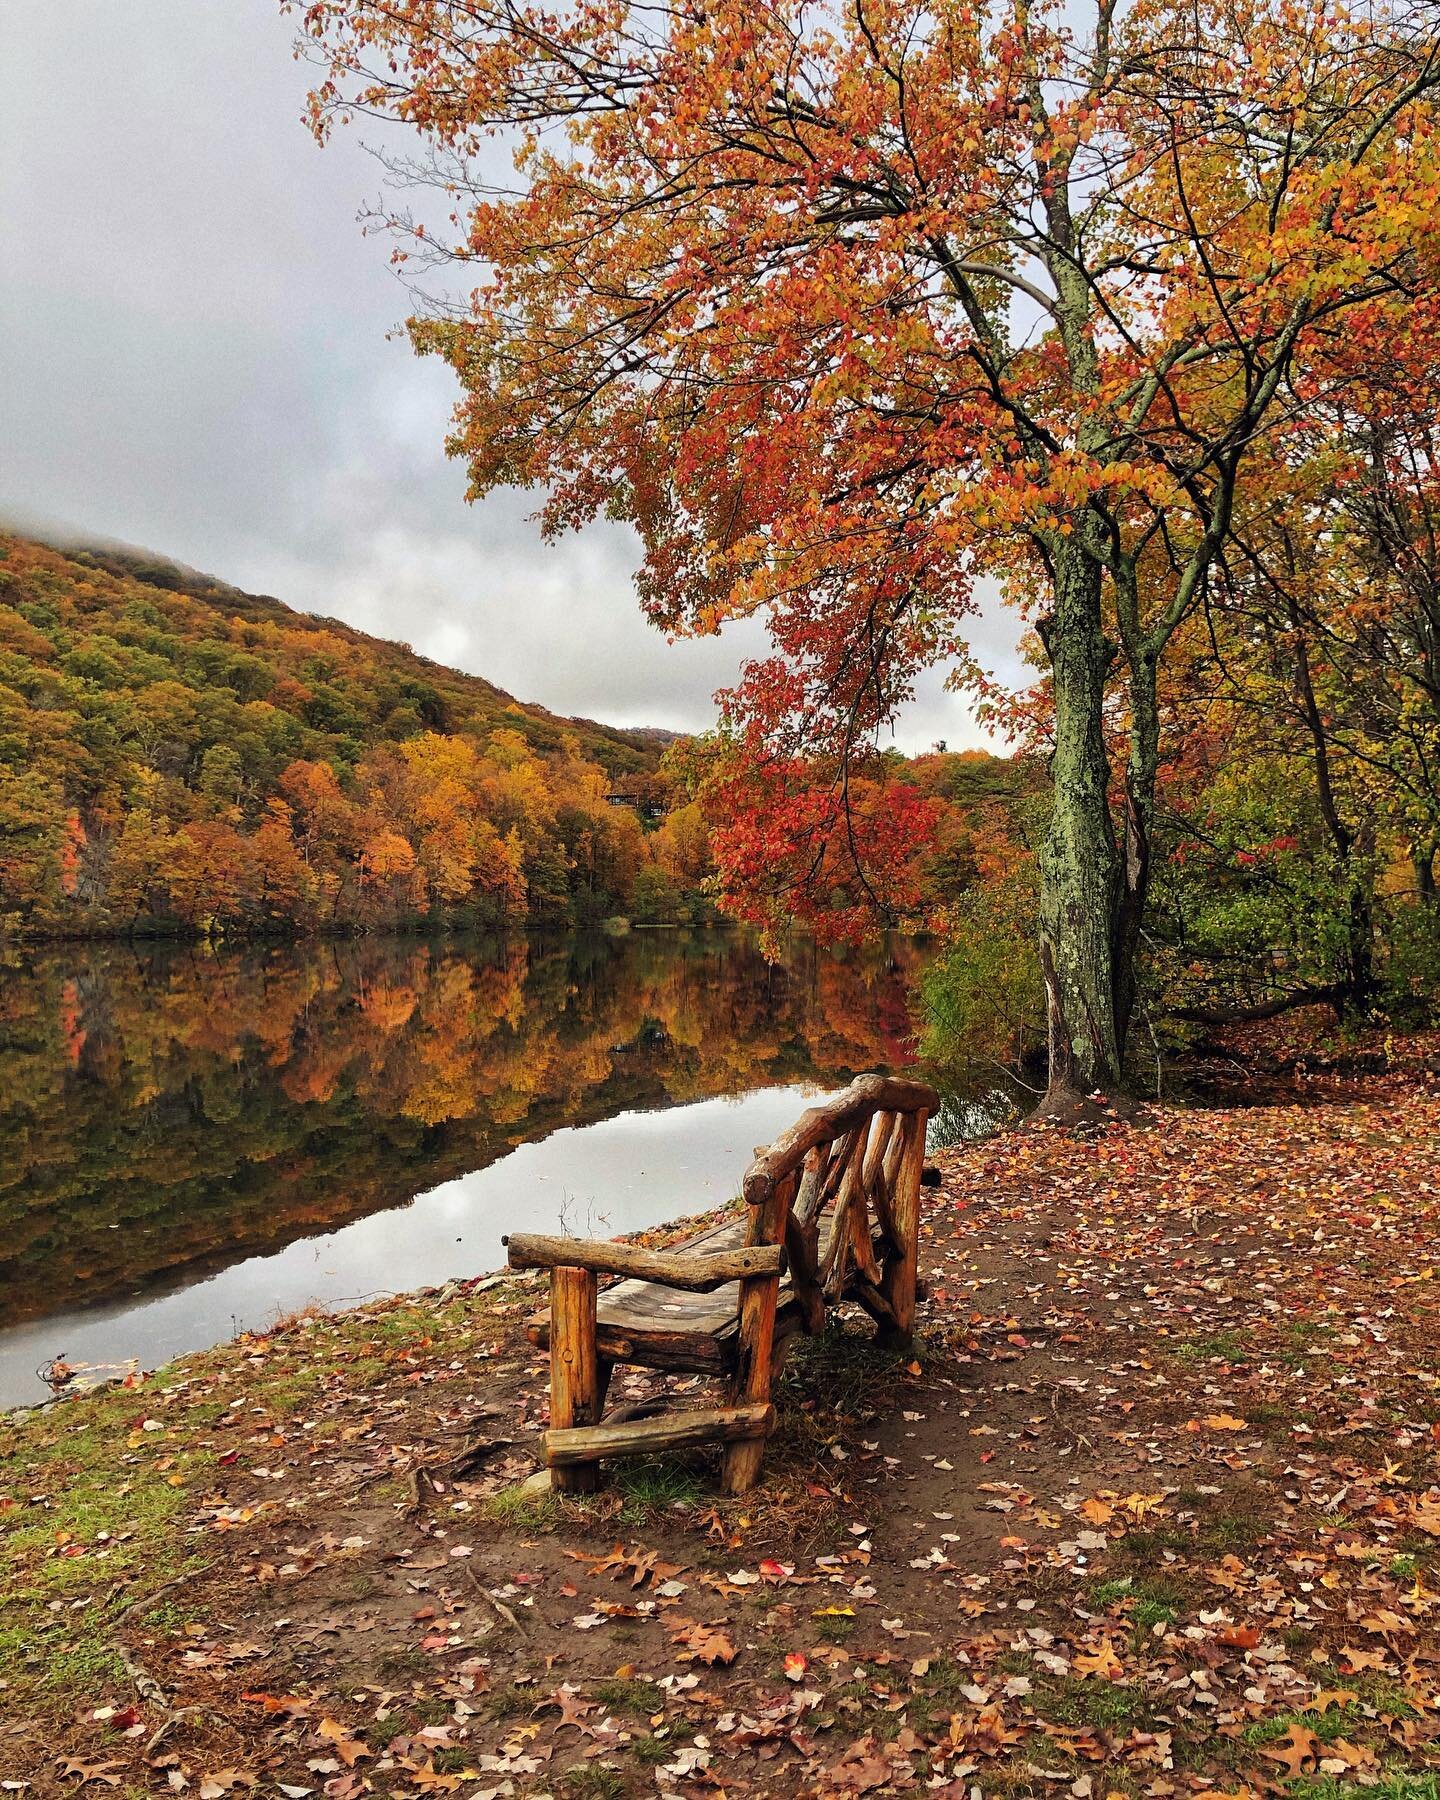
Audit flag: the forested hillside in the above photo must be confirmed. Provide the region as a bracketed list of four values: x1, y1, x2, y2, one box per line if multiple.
[0, 531, 709, 936]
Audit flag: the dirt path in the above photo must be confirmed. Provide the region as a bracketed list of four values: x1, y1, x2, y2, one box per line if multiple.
[4, 1071, 1440, 1799]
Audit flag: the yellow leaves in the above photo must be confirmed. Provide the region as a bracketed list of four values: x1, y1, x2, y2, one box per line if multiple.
[317, 1718, 371, 1767]
[1078, 1489, 1165, 1531]
[1073, 1639, 1124, 1680]
[1184, 1413, 1249, 1432]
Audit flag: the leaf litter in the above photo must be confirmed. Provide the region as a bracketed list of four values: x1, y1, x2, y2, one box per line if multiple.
[4, 1057, 1440, 1795]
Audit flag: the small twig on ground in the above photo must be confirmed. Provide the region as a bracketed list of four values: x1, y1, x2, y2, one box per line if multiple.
[461, 1559, 526, 1633]
[119, 1646, 168, 1708]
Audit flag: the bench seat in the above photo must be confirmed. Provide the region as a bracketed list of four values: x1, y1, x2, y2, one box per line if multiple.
[525, 1214, 837, 1374]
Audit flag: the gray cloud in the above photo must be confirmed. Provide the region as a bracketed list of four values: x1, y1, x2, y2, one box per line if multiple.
[2, 0, 1022, 747]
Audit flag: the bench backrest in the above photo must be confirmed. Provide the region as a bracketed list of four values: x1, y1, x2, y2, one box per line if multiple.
[741, 1072, 939, 1320]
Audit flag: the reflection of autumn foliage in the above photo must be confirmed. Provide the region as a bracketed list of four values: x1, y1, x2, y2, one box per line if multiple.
[0, 931, 928, 1325]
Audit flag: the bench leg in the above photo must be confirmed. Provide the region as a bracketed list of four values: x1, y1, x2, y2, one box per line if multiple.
[550, 1266, 601, 1493]
[721, 1178, 792, 1494]
[879, 1111, 928, 1345]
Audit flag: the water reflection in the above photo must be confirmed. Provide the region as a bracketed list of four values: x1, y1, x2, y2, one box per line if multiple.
[0, 930, 929, 1405]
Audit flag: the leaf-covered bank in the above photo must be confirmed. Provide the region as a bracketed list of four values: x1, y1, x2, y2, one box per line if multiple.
[4, 1057, 1440, 1796]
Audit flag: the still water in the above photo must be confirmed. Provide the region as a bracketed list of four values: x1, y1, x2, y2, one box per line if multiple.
[0, 929, 997, 1409]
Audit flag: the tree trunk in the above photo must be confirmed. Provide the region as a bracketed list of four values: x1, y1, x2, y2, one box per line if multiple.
[1115, 643, 1159, 1051]
[1035, 541, 1126, 1115]
[1340, 850, 1377, 1023]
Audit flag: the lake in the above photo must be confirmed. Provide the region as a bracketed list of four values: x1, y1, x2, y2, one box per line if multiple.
[0, 929, 1010, 1409]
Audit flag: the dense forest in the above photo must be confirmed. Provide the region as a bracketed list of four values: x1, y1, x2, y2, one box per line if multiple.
[0, 531, 706, 936]
[0, 529, 1029, 947]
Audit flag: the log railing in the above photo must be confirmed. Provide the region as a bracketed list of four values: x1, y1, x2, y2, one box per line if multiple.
[505, 1071, 938, 1495]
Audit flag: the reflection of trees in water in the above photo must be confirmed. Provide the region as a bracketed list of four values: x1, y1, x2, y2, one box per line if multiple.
[0, 932, 927, 1326]
[928, 1083, 1026, 1149]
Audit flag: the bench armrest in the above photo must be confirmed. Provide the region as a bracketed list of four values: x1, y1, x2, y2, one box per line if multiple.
[504, 1231, 783, 1292]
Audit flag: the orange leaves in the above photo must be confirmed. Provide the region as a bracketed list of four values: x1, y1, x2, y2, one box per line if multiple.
[316, 1718, 371, 1767]
[1072, 1639, 1124, 1681]
[1184, 1413, 1249, 1433]
[669, 1618, 737, 1666]
[297, 0, 1440, 1023]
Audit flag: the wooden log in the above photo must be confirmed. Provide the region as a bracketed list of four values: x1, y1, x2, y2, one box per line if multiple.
[506, 1232, 783, 1290]
[786, 1146, 828, 1336]
[548, 1266, 600, 1492]
[846, 1271, 901, 1334]
[527, 1312, 731, 1375]
[821, 1132, 878, 1294]
[818, 1125, 863, 1209]
[882, 1112, 909, 1195]
[784, 1210, 826, 1335]
[722, 1171, 794, 1494]
[545, 1403, 775, 1467]
[879, 1110, 929, 1342]
[791, 1142, 830, 1230]
[743, 1073, 940, 1205]
[864, 1112, 904, 1253]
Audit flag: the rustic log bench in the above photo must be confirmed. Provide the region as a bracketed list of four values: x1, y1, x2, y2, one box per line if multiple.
[504, 1072, 938, 1494]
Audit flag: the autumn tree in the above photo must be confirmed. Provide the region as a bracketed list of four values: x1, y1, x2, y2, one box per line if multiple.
[293, 0, 1440, 1110]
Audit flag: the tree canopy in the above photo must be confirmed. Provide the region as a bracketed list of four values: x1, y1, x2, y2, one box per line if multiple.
[295, 0, 1440, 1109]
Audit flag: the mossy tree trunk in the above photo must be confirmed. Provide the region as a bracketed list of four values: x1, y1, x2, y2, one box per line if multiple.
[1035, 537, 1127, 1114]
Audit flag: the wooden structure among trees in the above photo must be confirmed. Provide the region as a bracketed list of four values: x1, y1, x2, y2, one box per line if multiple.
[505, 1072, 938, 1493]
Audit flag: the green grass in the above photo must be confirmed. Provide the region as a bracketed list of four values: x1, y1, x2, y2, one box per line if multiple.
[612, 1457, 707, 1513]
[629, 1734, 672, 1765]
[0, 1371, 218, 1701]
[0, 1286, 504, 1714]
[557, 1765, 626, 1799]
[593, 1676, 660, 1717]
[482, 1481, 559, 1528]
[1244, 1704, 1367, 1747]
[813, 1611, 857, 1643]
[1282, 1778, 1440, 1800]
[1035, 1676, 1153, 1731]
[904, 1656, 972, 1733]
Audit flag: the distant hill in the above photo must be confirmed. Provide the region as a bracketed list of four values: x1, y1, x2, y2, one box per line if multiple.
[13, 526, 678, 772]
[0, 529, 705, 938]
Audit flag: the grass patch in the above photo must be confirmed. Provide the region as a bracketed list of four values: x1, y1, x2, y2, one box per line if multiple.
[905, 1656, 971, 1733]
[1281, 1779, 1440, 1800]
[482, 1481, 559, 1528]
[1035, 1676, 1153, 1731]
[0, 1371, 218, 1703]
[813, 1611, 857, 1644]
[630, 1734, 672, 1764]
[1172, 1330, 1249, 1365]
[612, 1457, 707, 1514]
[557, 1766, 626, 1799]
[593, 1676, 659, 1717]
[1244, 1705, 1364, 1747]
[485, 1681, 540, 1721]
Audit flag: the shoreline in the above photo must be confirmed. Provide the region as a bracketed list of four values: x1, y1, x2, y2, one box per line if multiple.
[5, 1070, 1440, 1794]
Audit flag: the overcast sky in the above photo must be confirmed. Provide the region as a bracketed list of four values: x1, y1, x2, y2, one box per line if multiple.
[1, 2, 1021, 746]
